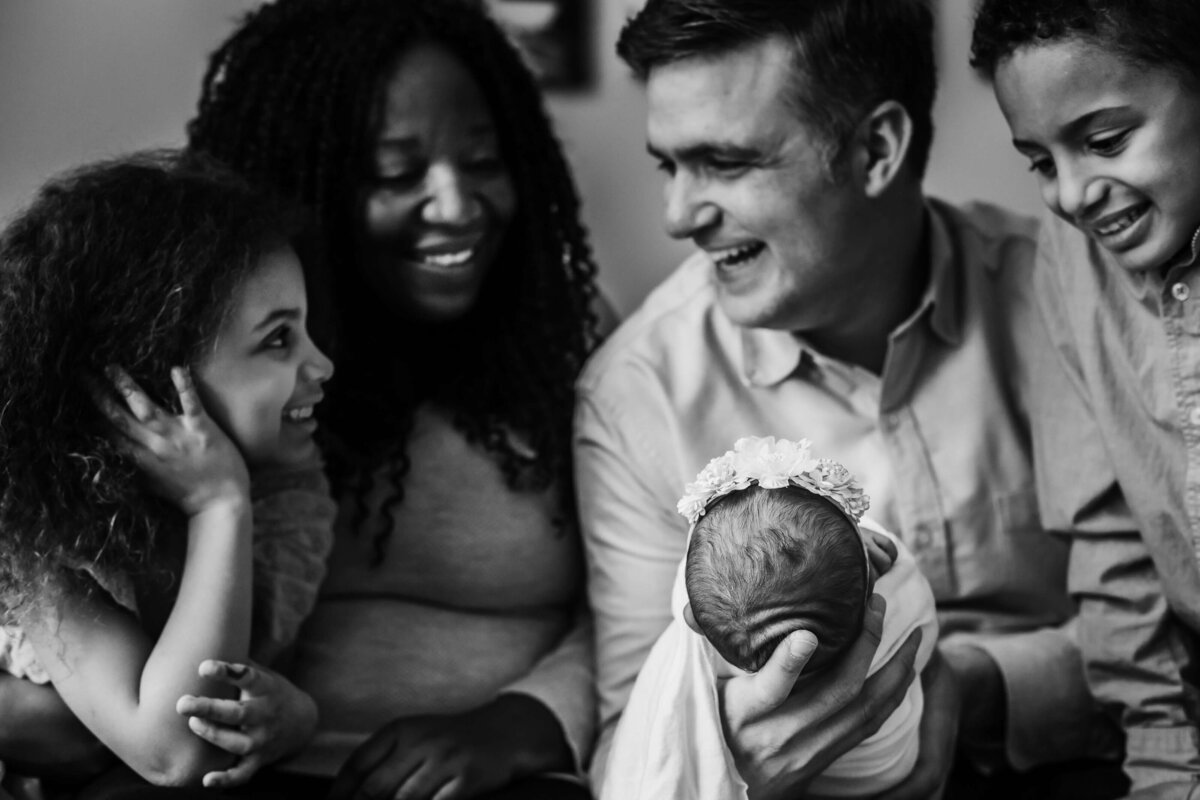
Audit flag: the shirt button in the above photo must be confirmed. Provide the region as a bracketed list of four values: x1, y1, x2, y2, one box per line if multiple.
[1191, 407, 1200, 427]
[1173, 282, 1190, 302]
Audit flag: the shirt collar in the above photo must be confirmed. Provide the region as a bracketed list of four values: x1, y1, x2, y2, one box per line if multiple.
[738, 202, 958, 388]
[1165, 225, 1200, 272]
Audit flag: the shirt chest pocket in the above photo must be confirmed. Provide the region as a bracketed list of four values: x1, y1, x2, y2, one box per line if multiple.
[917, 487, 1072, 629]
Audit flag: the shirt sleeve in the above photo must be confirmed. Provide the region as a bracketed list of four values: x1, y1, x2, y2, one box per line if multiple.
[1030, 223, 1200, 789]
[574, 380, 689, 787]
[248, 461, 337, 668]
[949, 622, 1117, 771]
[499, 601, 597, 774]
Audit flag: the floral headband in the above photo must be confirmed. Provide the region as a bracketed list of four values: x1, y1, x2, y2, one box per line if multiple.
[677, 436, 869, 526]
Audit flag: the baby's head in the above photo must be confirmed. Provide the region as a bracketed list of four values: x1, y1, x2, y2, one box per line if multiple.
[971, 0, 1200, 271]
[678, 437, 870, 674]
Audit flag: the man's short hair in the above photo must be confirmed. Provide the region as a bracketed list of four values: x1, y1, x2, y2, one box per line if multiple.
[617, 0, 937, 178]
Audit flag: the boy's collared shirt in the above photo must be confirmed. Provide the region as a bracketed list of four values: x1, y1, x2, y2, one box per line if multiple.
[576, 199, 1116, 787]
[1033, 211, 1200, 788]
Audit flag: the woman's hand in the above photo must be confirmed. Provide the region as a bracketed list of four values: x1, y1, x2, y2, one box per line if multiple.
[176, 660, 317, 789]
[95, 365, 249, 515]
[328, 695, 572, 800]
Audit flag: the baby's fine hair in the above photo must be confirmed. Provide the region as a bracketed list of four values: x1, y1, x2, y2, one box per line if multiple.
[970, 0, 1200, 84]
[685, 485, 868, 673]
[0, 150, 293, 622]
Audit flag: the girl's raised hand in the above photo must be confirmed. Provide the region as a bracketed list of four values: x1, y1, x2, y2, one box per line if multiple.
[176, 660, 317, 788]
[95, 365, 249, 516]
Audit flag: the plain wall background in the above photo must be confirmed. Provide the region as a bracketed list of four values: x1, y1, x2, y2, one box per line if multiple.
[0, 0, 1041, 316]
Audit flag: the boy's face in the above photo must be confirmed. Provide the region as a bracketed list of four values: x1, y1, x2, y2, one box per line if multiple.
[195, 246, 335, 470]
[994, 40, 1200, 271]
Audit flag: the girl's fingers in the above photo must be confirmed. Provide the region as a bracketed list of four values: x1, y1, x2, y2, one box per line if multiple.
[203, 755, 264, 790]
[199, 659, 267, 693]
[177, 694, 251, 726]
[106, 365, 160, 423]
[187, 715, 255, 756]
[171, 366, 205, 420]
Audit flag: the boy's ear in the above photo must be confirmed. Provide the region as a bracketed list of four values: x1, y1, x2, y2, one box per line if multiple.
[682, 603, 702, 634]
[851, 99, 914, 198]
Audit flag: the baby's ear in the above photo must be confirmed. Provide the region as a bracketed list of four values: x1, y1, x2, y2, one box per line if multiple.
[682, 603, 702, 634]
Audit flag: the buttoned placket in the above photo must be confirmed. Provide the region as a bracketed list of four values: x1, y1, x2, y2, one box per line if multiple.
[1160, 261, 1200, 564]
[878, 321, 957, 597]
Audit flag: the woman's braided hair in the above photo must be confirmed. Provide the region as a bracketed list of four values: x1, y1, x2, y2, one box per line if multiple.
[188, 0, 601, 562]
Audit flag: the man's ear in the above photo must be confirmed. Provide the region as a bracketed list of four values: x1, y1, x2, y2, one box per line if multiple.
[851, 99, 914, 198]
[682, 603, 702, 634]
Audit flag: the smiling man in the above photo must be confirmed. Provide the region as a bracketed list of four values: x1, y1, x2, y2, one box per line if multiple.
[574, 1, 1122, 798]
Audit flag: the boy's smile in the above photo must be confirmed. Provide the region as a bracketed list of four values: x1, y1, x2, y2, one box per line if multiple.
[994, 40, 1200, 271]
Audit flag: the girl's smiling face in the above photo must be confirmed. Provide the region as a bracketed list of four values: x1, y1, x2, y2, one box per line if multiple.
[194, 245, 334, 469]
[994, 39, 1200, 271]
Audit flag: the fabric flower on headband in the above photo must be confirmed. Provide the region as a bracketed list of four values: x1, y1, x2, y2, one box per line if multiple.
[677, 436, 869, 526]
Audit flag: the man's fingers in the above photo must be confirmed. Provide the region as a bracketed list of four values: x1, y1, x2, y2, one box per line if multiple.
[837, 628, 922, 742]
[744, 630, 819, 714]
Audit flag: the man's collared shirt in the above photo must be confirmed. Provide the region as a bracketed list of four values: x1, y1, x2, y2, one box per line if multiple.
[576, 199, 1112, 786]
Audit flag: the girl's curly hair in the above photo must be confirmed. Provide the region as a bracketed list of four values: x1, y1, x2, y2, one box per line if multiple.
[187, 0, 602, 563]
[0, 150, 293, 621]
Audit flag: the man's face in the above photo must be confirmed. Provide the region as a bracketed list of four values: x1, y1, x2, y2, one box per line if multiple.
[995, 39, 1200, 272]
[645, 36, 871, 332]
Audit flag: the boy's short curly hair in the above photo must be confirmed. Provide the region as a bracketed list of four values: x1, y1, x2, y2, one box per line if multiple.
[971, 0, 1200, 84]
[0, 150, 293, 621]
[685, 485, 868, 674]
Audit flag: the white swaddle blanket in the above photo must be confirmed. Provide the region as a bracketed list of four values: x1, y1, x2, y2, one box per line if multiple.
[600, 520, 938, 800]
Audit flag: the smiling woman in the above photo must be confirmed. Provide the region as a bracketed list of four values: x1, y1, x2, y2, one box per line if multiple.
[179, 0, 608, 797]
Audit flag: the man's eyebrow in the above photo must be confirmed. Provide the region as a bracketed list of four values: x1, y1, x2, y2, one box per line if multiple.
[646, 141, 760, 162]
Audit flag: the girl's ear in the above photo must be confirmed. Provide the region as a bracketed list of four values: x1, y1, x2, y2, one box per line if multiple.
[850, 99, 914, 198]
[682, 603, 702, 634]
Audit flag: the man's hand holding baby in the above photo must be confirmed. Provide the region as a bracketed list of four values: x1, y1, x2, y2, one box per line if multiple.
[719, 595, 923, 800]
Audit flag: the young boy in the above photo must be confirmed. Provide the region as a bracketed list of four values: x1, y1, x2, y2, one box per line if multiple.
[602, 437, 937, 799]
[972, 1, 1200, 792]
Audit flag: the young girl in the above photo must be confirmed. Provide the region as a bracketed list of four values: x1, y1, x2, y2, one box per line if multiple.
[602, 437, 937, 800]
[971, 1, 1200, 791]
[0, 150, 335, 788]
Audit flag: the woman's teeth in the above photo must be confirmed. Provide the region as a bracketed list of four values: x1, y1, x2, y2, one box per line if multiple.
[421, 248, 473, 267]
[284, 406, 314, 422]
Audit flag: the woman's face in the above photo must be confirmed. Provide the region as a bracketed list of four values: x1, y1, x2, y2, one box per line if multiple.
[356, 41, 517, 323]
